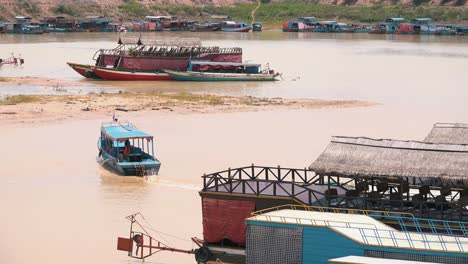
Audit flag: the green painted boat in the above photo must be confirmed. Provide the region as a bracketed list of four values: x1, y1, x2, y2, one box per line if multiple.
[165, 61, 279, 82]
[165, 70, 278, 81]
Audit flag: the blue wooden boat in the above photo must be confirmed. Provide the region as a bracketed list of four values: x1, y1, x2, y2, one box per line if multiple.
[98, 121, 161, 176]
[221, 21, 251, 32]
[164, 61, 279, 82]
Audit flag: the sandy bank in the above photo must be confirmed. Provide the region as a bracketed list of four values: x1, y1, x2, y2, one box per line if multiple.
[0, 76, 86, 87]
[0, 93, 376, 126]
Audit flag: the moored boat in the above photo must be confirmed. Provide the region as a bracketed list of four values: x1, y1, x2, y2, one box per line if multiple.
[165, 61, 279, 82]
[252, 22, 262, 32]
[221, 21, 251, 32]
[98, 121, 161, 176]
[67, 37, 243, 80]
[92, 66, 173, 81]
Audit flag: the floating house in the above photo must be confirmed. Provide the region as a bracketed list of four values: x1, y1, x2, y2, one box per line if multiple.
[246, 208, 468, 263]
[382, 17, 405, 33]
[131, 21, 157, 32]
[77, 16, 113, 32]
[283, 17, 318, 32]
[196, 123, 468, 262]
[42, 16, 76, 32]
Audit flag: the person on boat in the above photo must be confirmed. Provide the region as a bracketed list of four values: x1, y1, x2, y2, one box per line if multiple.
[119, 140, 132, 161]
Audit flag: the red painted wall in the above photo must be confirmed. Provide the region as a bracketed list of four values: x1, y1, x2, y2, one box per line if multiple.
[202, 197, 255, 245]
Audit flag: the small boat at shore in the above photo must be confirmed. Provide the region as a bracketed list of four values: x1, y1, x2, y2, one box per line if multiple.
[220, 21, 251, 32]
[98, 121, 161, 176]
[164, 61, 279, 82]
[0, 54, 24, 66]
[91, 66, 173, 81]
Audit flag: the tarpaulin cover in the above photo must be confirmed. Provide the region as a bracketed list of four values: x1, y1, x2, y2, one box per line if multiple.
[199, 54, 242, 63]
[202, 197, 255, 245]
[194, 64, 243, 72]
[99, 53, 241, 70]
[120, 57, 189, 70]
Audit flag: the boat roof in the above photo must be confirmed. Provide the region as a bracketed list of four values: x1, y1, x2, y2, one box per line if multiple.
[248, 209, 390, 229]
[191, 61, 261, 67]
[248, 209, 468, 253]
[329, 256, 441, 264]
[101, 121, 153, 141]
[413, 17, 432, 21]
[145, 15, 175, 20]
[385, 17, 405, 22]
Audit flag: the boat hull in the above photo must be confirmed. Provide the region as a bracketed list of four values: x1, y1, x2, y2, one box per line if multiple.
[99, 148, 161, 176]
[221, 27, 251, 32]
[165, 70, 277, 82]
[92, 67, 173, 81]
[67, 62, 101, 79]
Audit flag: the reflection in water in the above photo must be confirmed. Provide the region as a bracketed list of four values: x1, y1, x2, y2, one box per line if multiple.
[0, 32, 467, 264]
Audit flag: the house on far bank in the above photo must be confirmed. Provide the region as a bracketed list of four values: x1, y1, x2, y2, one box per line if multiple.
[78, 16, 113, 32]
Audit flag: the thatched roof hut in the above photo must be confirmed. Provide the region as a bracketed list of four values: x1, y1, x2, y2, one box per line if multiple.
[309, 136, 468, 181]
[424, 123, 468, 144]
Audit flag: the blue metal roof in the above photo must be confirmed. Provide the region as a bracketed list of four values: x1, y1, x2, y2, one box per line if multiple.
[101, 122, 152, 141]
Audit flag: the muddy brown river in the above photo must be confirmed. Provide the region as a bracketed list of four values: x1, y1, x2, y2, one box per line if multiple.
[0, 31, 467, 263]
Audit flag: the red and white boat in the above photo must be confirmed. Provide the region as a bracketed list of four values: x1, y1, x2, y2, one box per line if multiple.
[92, 67, 173, 81]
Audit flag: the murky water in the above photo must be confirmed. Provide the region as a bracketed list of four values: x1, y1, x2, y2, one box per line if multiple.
[0, 32, 467, 263]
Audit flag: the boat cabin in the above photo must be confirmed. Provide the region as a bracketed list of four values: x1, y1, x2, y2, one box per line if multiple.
[412, 18, 432, 25]
[298, 16, 318, 25]
[252, 22, 262, 31]
[188, 61, 262, 74]
[99, 121, 160, 175]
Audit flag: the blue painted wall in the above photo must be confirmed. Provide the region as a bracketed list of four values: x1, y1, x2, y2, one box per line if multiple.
[302, 226, 363, 263]
[247, 220, 468, 264]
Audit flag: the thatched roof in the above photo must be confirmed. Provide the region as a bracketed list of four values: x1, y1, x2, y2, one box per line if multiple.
[118, 37, 201, 47]
[424, 123, 468, 144]
[309, 136, 468, 180]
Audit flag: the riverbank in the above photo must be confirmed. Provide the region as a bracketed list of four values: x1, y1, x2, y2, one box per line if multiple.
[0, 93, 375, 125]
[1, 2, 466, 28]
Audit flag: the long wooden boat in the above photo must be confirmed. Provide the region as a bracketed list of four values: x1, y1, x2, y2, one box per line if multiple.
[98, 121, 161, 176]
[92, 66, 173, 81]
[165, 61, 279, 81]
[67, 37, 243, 80]
[165, 69, 278, 82]
[67, 62, 101, 79]
[221, 21, 251, 32]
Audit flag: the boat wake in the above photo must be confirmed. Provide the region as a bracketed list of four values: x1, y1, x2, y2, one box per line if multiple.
[144, 176, 199, 190]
